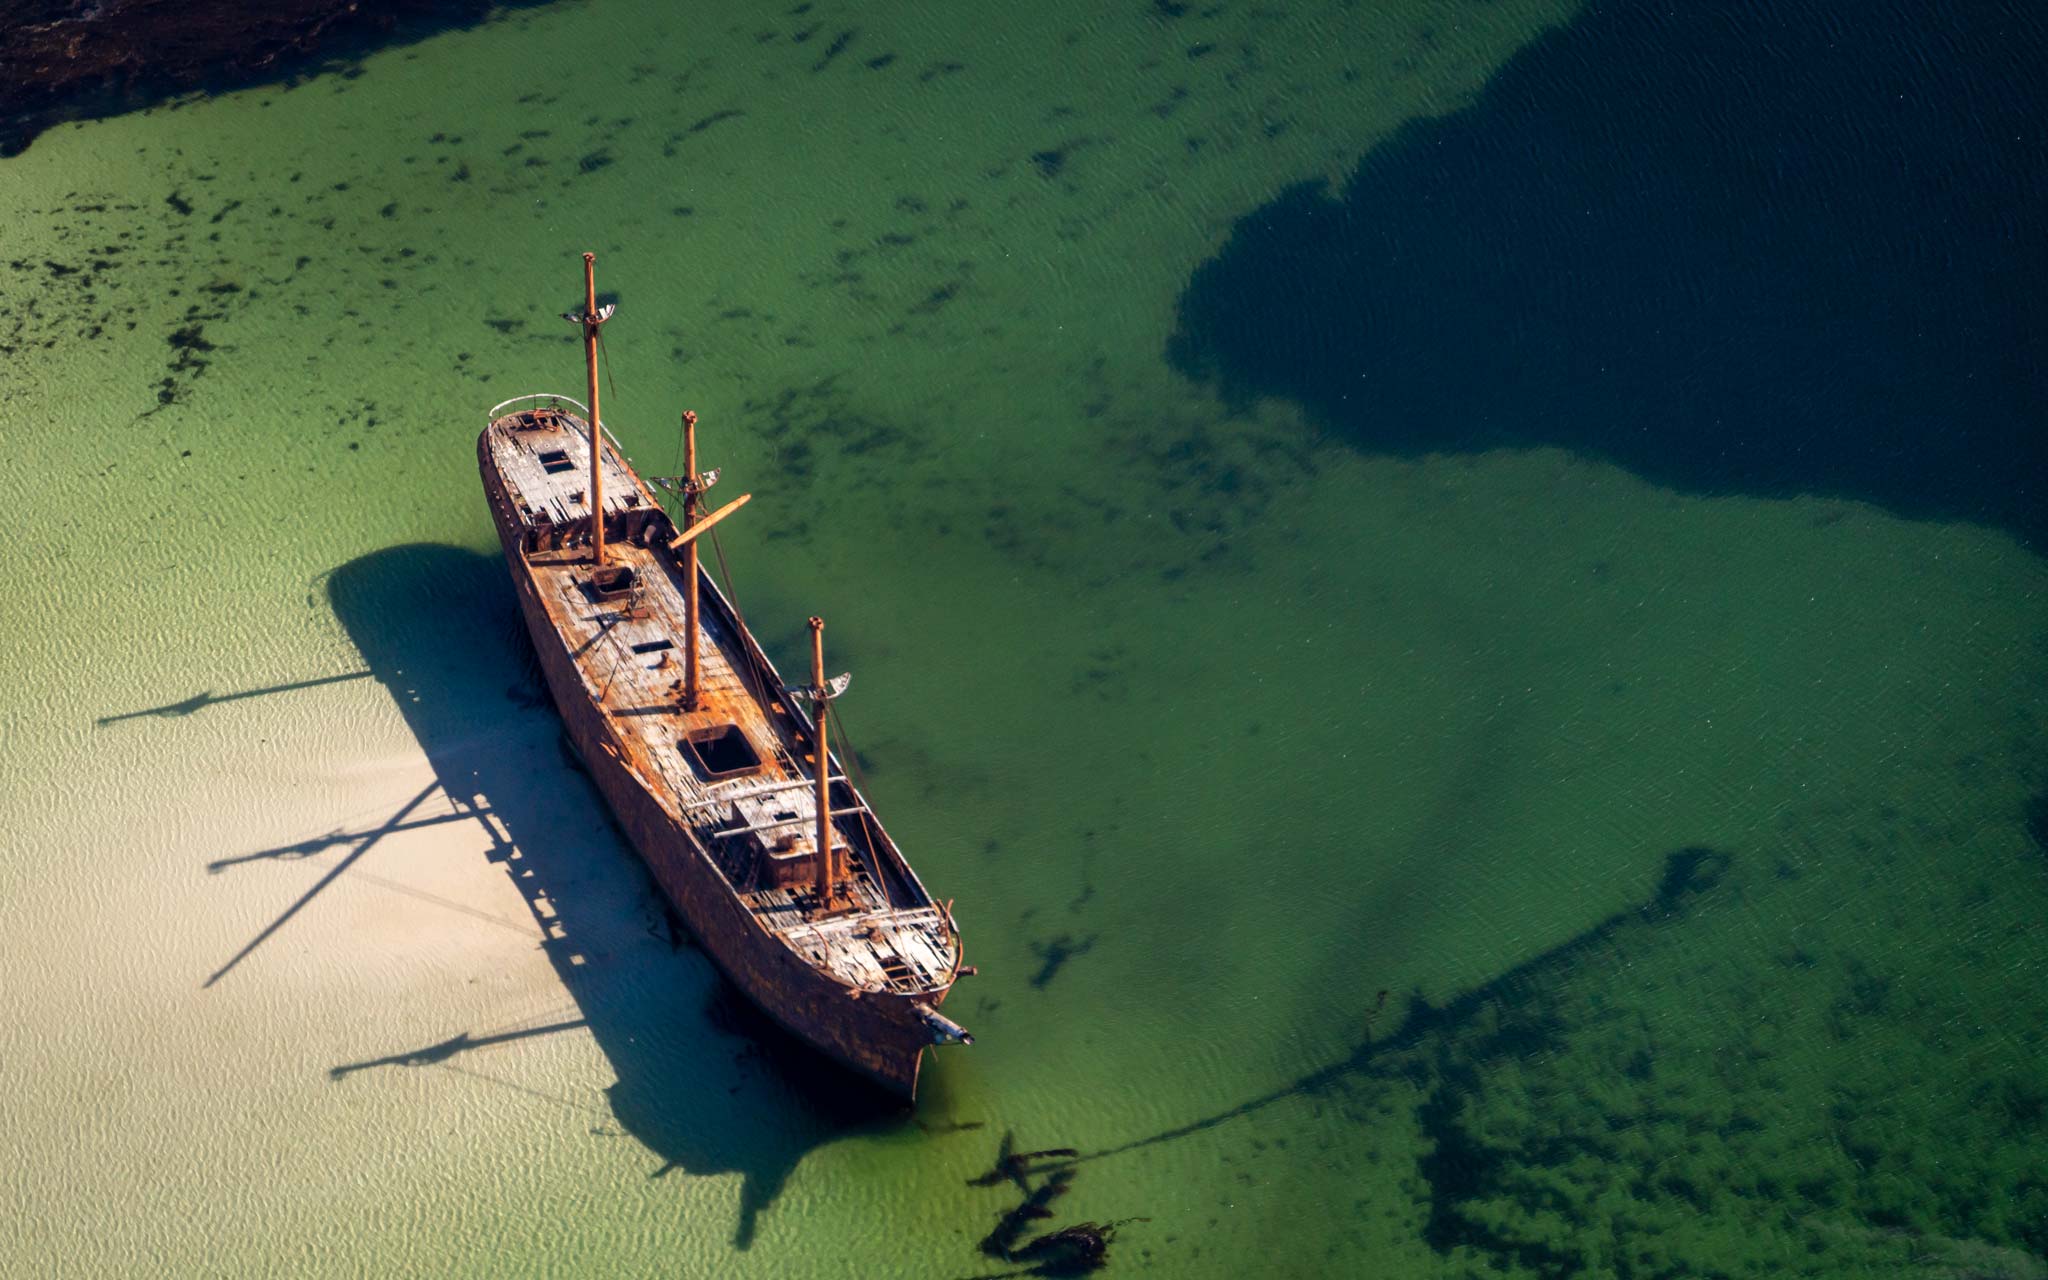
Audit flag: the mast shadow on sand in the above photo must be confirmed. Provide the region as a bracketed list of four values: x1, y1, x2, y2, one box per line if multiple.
[319, 541, 915, 1247]
[96, 670, 373, 725]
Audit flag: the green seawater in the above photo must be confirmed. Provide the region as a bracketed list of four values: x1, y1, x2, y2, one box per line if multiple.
[3, 2, 2045, 1276]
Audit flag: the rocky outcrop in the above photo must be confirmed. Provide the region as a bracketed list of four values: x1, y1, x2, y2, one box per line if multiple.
[0, 0, 515, 156]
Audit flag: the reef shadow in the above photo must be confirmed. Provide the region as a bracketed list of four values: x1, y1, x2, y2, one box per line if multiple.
[1169, 1, 2048, 547]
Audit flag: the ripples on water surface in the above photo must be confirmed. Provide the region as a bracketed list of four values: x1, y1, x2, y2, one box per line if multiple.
[1, 1, 2043, 1275]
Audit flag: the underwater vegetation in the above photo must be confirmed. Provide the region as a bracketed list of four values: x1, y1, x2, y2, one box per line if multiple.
[1029, 846, 2048, 1277]
[964, 1135, 1142, 1278]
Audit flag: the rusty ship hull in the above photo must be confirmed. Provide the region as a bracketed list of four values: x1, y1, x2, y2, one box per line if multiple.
[476, 392, 965, 1099]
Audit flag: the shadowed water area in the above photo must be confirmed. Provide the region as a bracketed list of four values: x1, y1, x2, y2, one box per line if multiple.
[323, 544, 911, 1247]
[1172, 0, 2048, 545]
[3, 0, 2046, 1276]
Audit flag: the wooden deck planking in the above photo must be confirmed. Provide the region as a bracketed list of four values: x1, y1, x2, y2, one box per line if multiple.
[489, 410, 948, 993]
[494, 411, 652, 528]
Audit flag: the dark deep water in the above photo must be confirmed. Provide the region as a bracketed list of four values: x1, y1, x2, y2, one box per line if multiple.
[1172, 0, 2048, 546]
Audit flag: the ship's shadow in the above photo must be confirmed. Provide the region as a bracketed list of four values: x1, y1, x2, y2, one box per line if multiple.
[326, 542, 914, 1248]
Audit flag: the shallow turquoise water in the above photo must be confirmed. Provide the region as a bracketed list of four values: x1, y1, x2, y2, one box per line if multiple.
[3, 2, 2044, 1276]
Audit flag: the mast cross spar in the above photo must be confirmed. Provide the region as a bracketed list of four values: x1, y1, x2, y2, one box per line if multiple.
[652, 409, 727, 711]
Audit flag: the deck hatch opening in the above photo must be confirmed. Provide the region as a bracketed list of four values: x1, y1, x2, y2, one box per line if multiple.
[590, 565, 637, 598]
[539, 449, 575, 474]
[585, 565, 630, 598]
[682, 724, 761, 780]
[630, 638, 674, 655]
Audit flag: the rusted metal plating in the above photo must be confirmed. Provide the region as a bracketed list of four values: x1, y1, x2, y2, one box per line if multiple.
[476, 253, 969, 1097]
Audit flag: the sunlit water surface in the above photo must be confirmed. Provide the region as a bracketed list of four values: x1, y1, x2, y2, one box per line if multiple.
[2, 1, 2044, 1276]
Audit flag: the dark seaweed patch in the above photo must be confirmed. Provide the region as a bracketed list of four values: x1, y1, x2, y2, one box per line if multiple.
[143, 319, 222, 416]
[811, 30, 856, 73]
[686, 109, 745, 135]
[739, 375, 920, 495]
[910, 282, 958, 314]
[839, 422, 905, 456]
[967, 1135, 1139, 1274]
[167, 324, 215, 356]
[1027, 933, 1098, 989]
[1416, 1058, 1570, 1274]
[1651, 845, 1728, 914]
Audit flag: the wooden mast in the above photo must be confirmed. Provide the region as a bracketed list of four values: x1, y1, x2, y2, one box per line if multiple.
[651, 430, 747, 709]
[683, 410, 702, 709]
[810, 616, 836, 913]
[581, 252, 606, 567]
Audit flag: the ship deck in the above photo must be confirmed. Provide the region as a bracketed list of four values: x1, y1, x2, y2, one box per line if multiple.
[482, 399, 957, 996]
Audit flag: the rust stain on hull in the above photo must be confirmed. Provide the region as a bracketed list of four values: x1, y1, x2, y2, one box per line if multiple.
[476, 376, 966, 1099]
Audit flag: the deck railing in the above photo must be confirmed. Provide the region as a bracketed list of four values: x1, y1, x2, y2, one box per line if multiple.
[486, 393, 628, 456]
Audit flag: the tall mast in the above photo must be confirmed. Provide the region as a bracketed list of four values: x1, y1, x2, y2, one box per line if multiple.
[683, 410, 702, 709]
[580, 252, 606, 567]
[810, 616, 836, 913]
